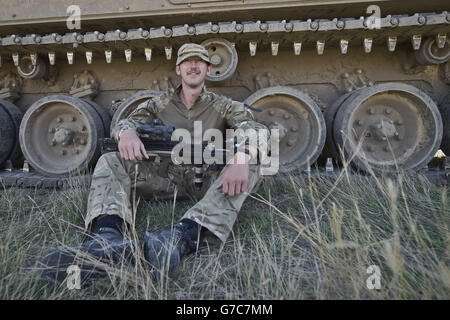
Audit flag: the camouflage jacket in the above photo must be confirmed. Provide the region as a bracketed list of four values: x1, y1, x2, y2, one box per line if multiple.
[112, 85, 269, 155]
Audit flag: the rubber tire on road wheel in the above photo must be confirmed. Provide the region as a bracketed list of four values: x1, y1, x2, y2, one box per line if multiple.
[333, 83, 443, 173]
[19, 95, 104, 177]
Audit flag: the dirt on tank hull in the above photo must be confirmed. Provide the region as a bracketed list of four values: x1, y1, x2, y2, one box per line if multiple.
[0, 0, 447, 33]
[0, 0, 449, 187]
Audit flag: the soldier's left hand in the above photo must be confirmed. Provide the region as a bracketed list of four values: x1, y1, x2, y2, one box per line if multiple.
[216, 152, 250, 196]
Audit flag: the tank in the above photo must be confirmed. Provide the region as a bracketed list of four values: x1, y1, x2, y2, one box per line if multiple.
[0, 0, 449, 183]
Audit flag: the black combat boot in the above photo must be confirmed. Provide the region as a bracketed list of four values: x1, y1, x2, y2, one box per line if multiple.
[143, 218, 202, 276]
[39, 216, 136, 287]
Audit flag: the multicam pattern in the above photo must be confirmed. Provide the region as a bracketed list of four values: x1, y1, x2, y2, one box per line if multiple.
[181, 162, 262, 243]
[89, 86, 268, 242]
[176, 43, 210, 66]
[112, 86, 269, 154]
[86, 152, 263, 243]
[86, 152, 177, 229]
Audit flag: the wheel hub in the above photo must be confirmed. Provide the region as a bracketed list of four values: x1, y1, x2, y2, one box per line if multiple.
[53, 126, 75, 146]
[267, 120, 288, 140]
[369, 119, 398, 141]
[210, 54, 222, 66]
[350, 104, 410, 158]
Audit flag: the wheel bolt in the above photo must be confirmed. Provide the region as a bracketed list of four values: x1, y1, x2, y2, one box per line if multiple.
[57, 117, 63, 123]
[395, 120, 403, 125]
[287, 140, 294, 147]
[61, 150, 67, 155]
[283, 114, 291, 120]
[51, 139, 56, 146]
[368, 108, 375, 115]
[80, 139, 87, 145]
[356, 120, 363, 126]
[269, 110, 275, 116]
[383, 146, 390, 152]
[385, 108, 392, 114]
[71, 116, 77, 122]
[291, 127, 298, 132]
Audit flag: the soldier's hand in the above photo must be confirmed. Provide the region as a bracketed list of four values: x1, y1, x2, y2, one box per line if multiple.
[216, 152, 250, 196]
[118, 129, 149, 163]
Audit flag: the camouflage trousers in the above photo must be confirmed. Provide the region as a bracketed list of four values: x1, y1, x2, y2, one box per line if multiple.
[86, 152, 263, 243]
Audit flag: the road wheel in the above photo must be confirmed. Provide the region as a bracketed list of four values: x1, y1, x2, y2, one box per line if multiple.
[19, 95, 104, 176]
[244, 86, 326, 172]
[0, 100, 23, 167]
[201, 38, 238, 82]
[333, 83, 443, 173]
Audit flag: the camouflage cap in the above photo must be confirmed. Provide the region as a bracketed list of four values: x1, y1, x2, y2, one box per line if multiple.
[176, 43, 210, 66]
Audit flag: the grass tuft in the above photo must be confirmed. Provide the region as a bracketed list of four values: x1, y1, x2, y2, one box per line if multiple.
[0, 167, 448, 299]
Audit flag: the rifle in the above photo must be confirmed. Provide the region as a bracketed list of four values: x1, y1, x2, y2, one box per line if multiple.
[102, 123, 238, 191]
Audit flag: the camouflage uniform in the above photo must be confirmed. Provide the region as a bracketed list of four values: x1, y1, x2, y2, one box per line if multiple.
[86, 46, 269, 243]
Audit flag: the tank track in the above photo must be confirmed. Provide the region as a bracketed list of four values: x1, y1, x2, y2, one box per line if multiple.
[1, 158, 448, 189]
[0, 163, 91, 188]
[0, 11, 449, 189]
[0, 12, 448, 62]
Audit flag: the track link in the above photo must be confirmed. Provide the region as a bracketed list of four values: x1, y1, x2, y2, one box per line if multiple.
[0, 12, 448, 64]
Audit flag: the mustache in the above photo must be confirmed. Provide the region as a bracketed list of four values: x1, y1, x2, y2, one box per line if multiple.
[187, 69, 201, 74]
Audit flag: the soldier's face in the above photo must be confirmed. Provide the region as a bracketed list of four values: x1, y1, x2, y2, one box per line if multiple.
[176, 57, 211, 88]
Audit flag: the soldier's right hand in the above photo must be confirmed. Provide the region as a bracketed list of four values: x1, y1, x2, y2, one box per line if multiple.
[118, 129, 149, 162]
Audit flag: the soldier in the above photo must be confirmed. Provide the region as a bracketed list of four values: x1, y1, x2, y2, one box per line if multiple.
[39, 43, 269, 285]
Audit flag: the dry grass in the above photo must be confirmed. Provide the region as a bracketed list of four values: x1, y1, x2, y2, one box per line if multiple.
[0, 164, 449, 299]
